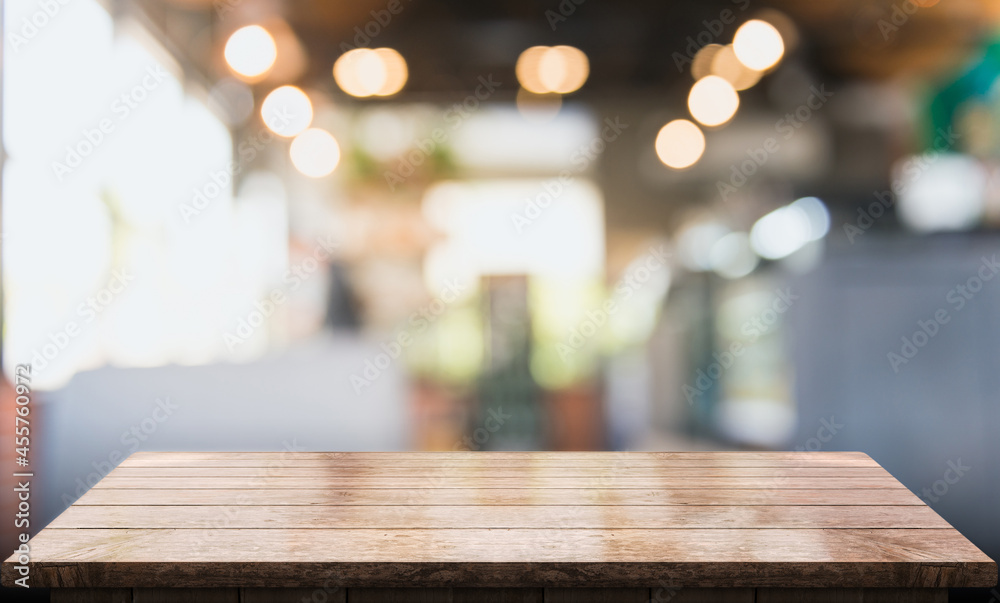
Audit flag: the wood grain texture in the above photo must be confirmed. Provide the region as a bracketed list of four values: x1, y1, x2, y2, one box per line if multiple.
[89, 476, 904, 489]
[47, 504, 952, 529]
[1, 451, 994, 591]
[71, 487, 927, 506]
[120, 451, 880, 465]
[107, 466, 893, 478]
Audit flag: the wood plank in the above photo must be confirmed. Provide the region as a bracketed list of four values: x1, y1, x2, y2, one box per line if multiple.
[51, 589, 131, 603]
[119, 451, 880, 468]
[47, 505, 951, 530]
[106, 466, 893, 478]
[72, 487, 927, 506]
[121, 458, 882, 469]
[90, 476, 904, 490]
[124, 451, 878, 460]
[243, 588, 345, 603]
[133, 588, 238, 602]
[544, 588, 648, 602]
[7, 528, 994, 587]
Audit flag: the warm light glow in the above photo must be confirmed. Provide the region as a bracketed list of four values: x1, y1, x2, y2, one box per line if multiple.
[290, 128, 341, 177]
[711, 45, 763, 91]
[333, 47, 408, 97]
[224, 25, 277, 78]
[261, 85, 312, 137]
[655, 119, 705, 169]
[688, 75, 739, 127]
[374, 48, 408, 95]
[515, 46, 550, 94]
[733, 20, 785, 71]
[691, 44, 723, 81]
[516, 45, 589, 94]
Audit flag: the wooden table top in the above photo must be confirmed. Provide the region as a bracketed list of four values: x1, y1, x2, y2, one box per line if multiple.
[2, 451, 995, 589]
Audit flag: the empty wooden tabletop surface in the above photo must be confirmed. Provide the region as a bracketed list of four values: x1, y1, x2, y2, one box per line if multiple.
[2, 451, 996, 589]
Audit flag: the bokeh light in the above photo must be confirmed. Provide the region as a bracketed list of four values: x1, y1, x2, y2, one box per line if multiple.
[733, 20, 785, 71]
[333, 47, 408, 97]
[516, 45, 589, 94]
[688, 75, 740, 127]
[692, 44, 724, 81]
[224, 25, 277, 78]
[711, 45, 763, 91]
[709, 232, 759, 279]
[290, 128, 341, 177]
[655, 119, 706, 169]
[261, 85, 312, 137]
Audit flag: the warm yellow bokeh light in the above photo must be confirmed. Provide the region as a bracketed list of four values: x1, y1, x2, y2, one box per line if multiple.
[516, 45, 589, 94]
[691, 44, 723, 81]
[515, 46, 550, 94]
[290, 128, 341, 177]
[688, 75, 739, 127]
[711, 45, 763, 91]
[224, 25, 277, 78]
[261, 85, 312, 137]
[655, 119, 705, 169]
[333, 48, 408, 98]
[733, 20, 785, 71]
[374, 48, 408, 96]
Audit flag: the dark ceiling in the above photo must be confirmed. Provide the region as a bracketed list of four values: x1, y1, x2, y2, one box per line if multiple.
[134, 0, 998, 99]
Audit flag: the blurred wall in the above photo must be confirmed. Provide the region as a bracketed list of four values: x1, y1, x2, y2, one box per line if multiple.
[791, 233, 1000, 563]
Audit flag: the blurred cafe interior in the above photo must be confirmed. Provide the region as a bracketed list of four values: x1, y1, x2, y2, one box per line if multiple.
[1, 0, 1000, 594]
